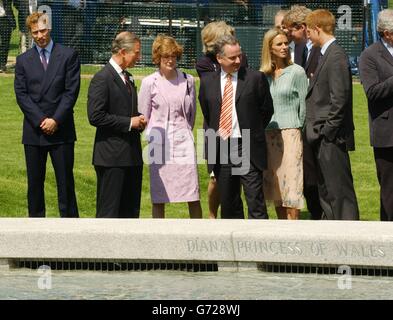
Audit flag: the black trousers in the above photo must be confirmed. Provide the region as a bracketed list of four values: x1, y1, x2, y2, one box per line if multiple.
[373, 147, 393, 221]
[214, 138, 268, 219]
[0, 17, 13, 69]
[24, 144, 78, 218]
[313, 139, 359, 220]
[303, 133, 323, 220]
[95, 166, 142, 218]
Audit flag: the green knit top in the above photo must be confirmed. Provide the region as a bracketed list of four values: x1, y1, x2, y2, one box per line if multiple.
[266, 63, 308, 130]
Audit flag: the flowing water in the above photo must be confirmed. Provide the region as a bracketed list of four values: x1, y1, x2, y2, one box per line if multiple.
[0, 268, 392, 300]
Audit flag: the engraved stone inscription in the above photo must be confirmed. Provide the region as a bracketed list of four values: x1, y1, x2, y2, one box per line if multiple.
[185, 239, 388, 260]
[187, 239, 230, 253]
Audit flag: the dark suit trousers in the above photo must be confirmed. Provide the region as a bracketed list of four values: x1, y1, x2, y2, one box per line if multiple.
[303, 132, 323, 220]
[214, 138, 268, 219]
[313, 139, 359, 220]
[24, 144, 79, 218]
[95, 166, 142, 218]
[373, 147, 393, 221]
[0, 17, 13, 68]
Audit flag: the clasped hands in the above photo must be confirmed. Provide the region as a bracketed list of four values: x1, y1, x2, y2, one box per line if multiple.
[132, 115, 147, 131]
[40, 118, 58, 135]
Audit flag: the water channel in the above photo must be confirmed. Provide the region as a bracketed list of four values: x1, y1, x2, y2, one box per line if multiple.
[0, 268, 392, 300]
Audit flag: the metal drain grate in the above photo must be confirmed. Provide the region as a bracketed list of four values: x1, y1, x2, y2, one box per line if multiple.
[11, 259, 219, 272]
[258, 262, 393, 277]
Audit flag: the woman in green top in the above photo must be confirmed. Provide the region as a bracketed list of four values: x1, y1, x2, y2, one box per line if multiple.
[260, 28, 308, 220]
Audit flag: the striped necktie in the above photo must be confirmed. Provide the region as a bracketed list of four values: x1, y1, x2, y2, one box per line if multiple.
[218, 73, 233, 140]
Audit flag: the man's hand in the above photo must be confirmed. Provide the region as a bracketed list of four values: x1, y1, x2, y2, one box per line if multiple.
[40, 118, 58, 135]
[131, 115, 147, 131]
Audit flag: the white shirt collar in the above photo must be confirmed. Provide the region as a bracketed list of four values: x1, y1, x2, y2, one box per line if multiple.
[35, 39, 54, 55]
[306, 39, 313, 51]
[382, 38, 393, 57]
[109, 57, 123, 75]
[320, 37, 336, 56]
[220, 70, 238, 80]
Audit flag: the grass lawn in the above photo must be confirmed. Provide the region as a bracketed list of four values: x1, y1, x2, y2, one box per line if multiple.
[0, 74, 379, 220]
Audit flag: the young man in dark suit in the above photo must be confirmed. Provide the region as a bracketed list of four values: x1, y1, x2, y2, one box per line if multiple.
[305, 9, 359, 220]
[199, 35, 273, 219]
[87, 31, 146, 218]
[359, 9, 393, 221]
[14, 12, 80, 217]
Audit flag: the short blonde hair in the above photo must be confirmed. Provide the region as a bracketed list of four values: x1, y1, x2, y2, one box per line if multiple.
[260, 28, 292, 76]
[152, 35, 183, 66]
[283, 5, 311, 27]
[26, 12, 49, 32]
[201, 21, 235, 54]
[305, 9, 336, 35]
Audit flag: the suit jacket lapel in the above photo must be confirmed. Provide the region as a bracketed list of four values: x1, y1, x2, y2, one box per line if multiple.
[212, 70, 222, 109]
[40, 43, 61, 95]
[235, 67, 247, 103]
[28, 48, 45, 78]
[155, 70, 171, 108]
[308, 42, 335, 93]
[107, 63, 133, 104]
[305, 46, 317, 72]
[378, 41, 393, 67]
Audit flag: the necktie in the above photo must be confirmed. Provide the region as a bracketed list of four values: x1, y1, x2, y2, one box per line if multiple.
[218, 73, 233, 140]
[122, 70, 134, 95]
[40, 49, 48, 71]
[302, 45, 308, 67]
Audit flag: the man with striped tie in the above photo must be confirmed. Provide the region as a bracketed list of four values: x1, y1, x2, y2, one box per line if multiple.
[199, 35, 274, 219]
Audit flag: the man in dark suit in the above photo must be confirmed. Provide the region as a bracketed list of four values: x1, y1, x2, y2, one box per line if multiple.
[14, 12, 80, 217]
[283, 5, 323, 220]
[199, 35, 273, 219]
[0, 0, 16, 72]
[359, 9, 393, 221]
[88, 31, 146, 218]
[305, 9, 359, 220]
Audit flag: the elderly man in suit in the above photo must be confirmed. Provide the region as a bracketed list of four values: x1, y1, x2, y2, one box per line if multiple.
[14, 12, 80, 217]
[305, 9, 359, 220]
[88, 31, 146, 218]
[199, 35, 273, 219]
[359, 9, 393, 221]
[0, 0, 16, 72]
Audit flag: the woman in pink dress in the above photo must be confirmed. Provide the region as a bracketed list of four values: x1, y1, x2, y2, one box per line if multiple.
[138, 35, 202, 218]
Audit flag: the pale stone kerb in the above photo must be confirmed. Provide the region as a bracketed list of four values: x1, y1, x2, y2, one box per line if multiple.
[230, 231, 393, 268]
